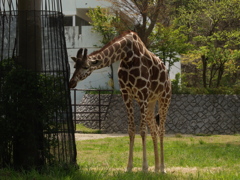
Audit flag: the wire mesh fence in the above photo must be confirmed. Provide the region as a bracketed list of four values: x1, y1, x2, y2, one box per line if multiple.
[71, 89, 113, 132]
[0, 0, 76, 169]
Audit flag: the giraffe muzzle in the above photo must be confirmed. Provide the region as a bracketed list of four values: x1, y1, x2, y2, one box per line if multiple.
[69, 79, 77, 89]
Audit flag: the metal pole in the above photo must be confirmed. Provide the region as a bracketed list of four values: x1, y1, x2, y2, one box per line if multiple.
[98, 90, 101, 130]
[74, 89, 77, 130]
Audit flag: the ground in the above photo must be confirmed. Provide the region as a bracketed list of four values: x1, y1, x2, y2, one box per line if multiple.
[74, 133, 127, 141]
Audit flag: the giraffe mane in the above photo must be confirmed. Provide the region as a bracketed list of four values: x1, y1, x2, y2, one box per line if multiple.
[89, 30, 137, 56]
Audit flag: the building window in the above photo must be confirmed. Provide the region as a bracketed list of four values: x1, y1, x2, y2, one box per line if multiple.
[64, 16, 73, 26]
[75, 16, 89, 27]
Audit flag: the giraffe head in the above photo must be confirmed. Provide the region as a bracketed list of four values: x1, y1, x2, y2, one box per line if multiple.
[69, 48, 102, 88]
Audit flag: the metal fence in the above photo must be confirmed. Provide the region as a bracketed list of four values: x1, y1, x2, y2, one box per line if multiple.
[71, 89, 113, 131]
[0, 0, 76, 169]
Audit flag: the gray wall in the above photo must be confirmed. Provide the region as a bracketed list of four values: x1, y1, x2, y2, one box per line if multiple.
[76, 94, 240, 134]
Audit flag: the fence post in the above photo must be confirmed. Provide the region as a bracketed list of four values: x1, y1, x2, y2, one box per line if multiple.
[74, 89, 77, 130]
[98, 90, 101, 130]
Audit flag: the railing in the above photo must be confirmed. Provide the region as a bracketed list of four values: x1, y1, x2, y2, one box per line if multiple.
[71, 89, 113, 131]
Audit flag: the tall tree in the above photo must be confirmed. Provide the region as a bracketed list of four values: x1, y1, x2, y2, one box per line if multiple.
[149, 23, 191, 69]
[87, 6, 120, 44]
[18, 0, 42, 71]
[88, 1, 191, 75]
[15, 0, 43, 169]
[106, 0, 166, 47]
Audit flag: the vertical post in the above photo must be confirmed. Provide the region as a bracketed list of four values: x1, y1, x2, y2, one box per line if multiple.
[74, 89, 77, 131]
[72, 15, 76, 26]
[98, 90, 101, 131]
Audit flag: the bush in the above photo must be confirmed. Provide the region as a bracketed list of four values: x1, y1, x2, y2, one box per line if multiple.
[171, 73, 191, 94]
[0, 58, 68, 169]
[171, 73, 240, 95]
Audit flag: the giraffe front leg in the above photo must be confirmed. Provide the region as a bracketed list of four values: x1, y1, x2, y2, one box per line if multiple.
[160, 133, 166, 173]
[123, 96, 135, 172]
[127, 129, 135, 172]
[140, 126, 148, 172]
[147, 114, 160, 172]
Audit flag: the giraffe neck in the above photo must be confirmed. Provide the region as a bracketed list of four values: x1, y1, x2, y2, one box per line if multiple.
[89, 42, 125, 69]
[88, 32, 145, 70]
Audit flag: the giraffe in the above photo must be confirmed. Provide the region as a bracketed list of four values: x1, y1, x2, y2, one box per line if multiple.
[69, 31, 171, 173]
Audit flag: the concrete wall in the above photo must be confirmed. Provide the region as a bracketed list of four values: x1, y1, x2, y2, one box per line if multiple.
[76, 94, 240, 134]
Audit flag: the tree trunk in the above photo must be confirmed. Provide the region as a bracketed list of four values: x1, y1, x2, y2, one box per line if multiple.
[201, 55, 208, 88]
[216, 63, 225, 87]
[209, 64, 217, 88]
[17, 0, 42, 71]
[13, 0, 43, 170]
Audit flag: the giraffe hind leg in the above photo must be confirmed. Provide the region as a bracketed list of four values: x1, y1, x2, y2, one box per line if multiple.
[143, 102, 160, 172]
[158, 98, 170, 173]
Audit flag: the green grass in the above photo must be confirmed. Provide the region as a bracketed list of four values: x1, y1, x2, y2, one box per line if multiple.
[75, 124, 102, 134]
[77, 135, 240, 169]
[84, 89, 121, 95]
[1, 135, 240, 179]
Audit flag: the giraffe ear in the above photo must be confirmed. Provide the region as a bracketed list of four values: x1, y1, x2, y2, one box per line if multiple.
[71, 57, 77, 62]
[77, 48, 83, 58]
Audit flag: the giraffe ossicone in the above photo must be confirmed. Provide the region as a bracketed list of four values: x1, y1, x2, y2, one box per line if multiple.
[69, 31, 171, 173]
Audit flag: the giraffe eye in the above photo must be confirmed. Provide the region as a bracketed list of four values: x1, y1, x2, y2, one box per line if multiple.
[83, 66, 89, 69]
[92, 60, 99, 64]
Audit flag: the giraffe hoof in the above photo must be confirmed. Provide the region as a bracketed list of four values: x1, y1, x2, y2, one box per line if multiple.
[142, 164, 149, 172]
[161, 170, 167, 174]
[142, 168, 148, 172]
[126, 166, 133, 172]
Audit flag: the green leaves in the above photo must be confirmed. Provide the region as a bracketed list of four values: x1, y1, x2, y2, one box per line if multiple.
[87, 6, 120, 45]
[176, 0, 240, 89]
[149, 23, 192, 69]
[0, 58, 69, 167]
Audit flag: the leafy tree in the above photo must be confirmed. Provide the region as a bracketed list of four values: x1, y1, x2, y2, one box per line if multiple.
[87, 3, 189, 75]
[87, 6, 120, 44]
[87, 7, 121, 89]
[149, 23, 192, 71]
[176, 0, 240, 88]
[95, 0, 167, 47]
[87, 0, 240, 93]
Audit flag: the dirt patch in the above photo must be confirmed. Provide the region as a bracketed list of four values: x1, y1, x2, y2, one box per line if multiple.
[74, 133, 193, 141]
[74, 133, 127, 141]
[74, 133, 194, 141]
[87, 166, 222, 174]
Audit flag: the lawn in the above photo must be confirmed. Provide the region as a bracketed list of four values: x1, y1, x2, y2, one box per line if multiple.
[75, 123, 102, 133]
[1, 134, 240, 179]
[77, 134, 240, 179]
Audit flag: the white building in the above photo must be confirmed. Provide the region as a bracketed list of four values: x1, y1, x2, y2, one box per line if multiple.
[62, 0, 117, 103]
